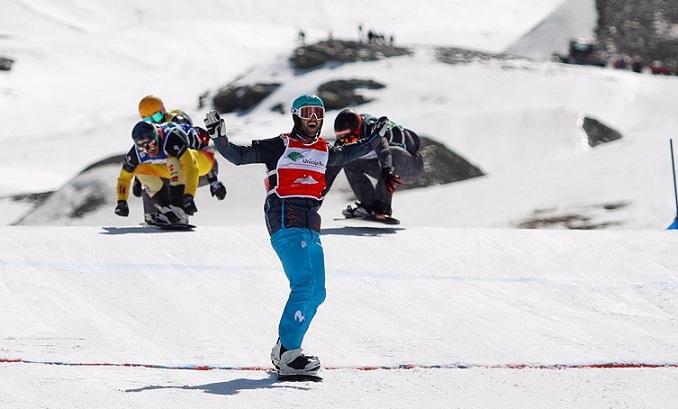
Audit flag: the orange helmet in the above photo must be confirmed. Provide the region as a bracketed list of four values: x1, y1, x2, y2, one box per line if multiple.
[138, 95, 166, 119]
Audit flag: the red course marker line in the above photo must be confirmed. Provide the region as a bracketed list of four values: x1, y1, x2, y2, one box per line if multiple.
[2, 359, 678, 371]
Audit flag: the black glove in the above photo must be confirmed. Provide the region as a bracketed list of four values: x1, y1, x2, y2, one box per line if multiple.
[132, 177, 143, 197]
[182, 194, 198, 215]
[204, 111, 227, 139]
[210, 180, 227, 200]
[381, 168, 402, 194]
[114, 200, 129, 217]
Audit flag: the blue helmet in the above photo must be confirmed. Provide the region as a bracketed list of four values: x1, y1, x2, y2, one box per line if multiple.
[290, 94, 325, 139]
[291, 94, 324, 115]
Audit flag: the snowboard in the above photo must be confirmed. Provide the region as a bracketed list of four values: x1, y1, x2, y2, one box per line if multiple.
[142, 222, 196, 231]
[152, 223, 196, 231]
[276, 374, 323, 383]
[344, 214, 401, 225]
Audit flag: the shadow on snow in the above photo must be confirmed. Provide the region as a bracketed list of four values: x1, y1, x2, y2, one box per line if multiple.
[99, 226, 193, 235]
[124, 372, 314, 395]
[321, 226, 404, 236]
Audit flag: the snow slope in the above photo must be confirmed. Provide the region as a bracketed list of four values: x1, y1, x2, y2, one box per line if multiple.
[1, 226, 677, 408]
[2, 1, 678, 408]
[505, 0, 598, 59]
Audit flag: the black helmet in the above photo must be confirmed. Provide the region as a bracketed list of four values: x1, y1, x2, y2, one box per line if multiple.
[131, 121, 159, 146]
[167, 108, 193, 126]
[334, 108, 362, 138]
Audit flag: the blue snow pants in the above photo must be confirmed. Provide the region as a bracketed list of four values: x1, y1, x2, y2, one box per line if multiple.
[270, 227, 326, 350]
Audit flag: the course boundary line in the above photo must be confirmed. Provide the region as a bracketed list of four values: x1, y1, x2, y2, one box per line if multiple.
[2, 358, 678, 371]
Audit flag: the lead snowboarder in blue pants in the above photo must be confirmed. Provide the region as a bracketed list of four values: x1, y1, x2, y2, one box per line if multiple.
[204, 95, 389, 377]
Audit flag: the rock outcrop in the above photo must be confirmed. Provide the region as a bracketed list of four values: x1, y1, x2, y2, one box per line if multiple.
[290, 40, 412, 71]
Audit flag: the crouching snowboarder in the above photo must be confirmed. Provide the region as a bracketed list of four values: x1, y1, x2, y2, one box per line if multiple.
[327, 108, 424, 223]
[114, 121, 210, 226]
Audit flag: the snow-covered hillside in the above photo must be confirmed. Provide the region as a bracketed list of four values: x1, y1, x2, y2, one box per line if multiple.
[13, 52, 678, 230]
[3, 0, 678, 229]
[0, 0, 563, 195]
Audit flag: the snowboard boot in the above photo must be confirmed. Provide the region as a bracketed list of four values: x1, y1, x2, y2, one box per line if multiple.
[342, 202, 372, 218]
[270, 338, 283, 370]
[149, 205, 188, 226]
[270, 339, 320, 376]
[144, 213, 155, 225]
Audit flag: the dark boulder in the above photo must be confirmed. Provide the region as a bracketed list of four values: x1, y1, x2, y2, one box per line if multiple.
[402, 136, 484, 189]
[270, 102, 286, 115]
[435, 47, 519, 65]
[290, 40, 412, 71]
[0, 56, 14, 71]
[317, 79, 385, 110]
[581, 116, 622, 147]
[212, 83, 281, 114]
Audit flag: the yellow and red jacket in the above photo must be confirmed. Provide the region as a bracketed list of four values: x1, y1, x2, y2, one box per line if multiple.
[116, 123, 213, 201]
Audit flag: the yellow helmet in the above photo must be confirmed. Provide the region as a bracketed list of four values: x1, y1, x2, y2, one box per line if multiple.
[138, 95, 166, 119]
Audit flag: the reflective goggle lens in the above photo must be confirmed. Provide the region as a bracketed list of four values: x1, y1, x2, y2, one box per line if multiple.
[135, 138, 157, 152]
[143, 111, 165, 123]
[335, 128, 354, 137]
[338, 135, 360, 144]
[297, 106, 324, 120]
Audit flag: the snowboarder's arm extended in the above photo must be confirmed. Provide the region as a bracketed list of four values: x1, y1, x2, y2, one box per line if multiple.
[205, 111, 282, 166]
[212, 134, 284, 166]
[212, 136, 261, 165]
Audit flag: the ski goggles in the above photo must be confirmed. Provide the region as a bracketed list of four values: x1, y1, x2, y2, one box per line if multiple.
[337, 134, 360, 144]
[135, 138, 158, 153]
[335, 127, 357, 137]
[143, 111, 165, 123]
[293, 105, 325, 120]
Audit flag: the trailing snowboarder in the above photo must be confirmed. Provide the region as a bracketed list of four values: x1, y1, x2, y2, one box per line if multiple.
[114, 121, 211, 227]
[137, 95, 227, 201]
[326, 109, 423, 223]
[204, 95, 387, 380]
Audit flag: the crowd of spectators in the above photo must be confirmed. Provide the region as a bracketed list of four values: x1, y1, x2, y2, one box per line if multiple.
[609, 54, 678, 75]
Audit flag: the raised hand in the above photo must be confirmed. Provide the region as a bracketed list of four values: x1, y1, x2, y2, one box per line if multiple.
[204, 111, 227, 139]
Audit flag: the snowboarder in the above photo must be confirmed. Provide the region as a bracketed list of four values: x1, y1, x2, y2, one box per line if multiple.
[328, 108, 423, 221]
[114, 121, 211, 226]
[138, 95, 227, 200]
[204, 95, 388, 378]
